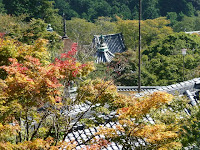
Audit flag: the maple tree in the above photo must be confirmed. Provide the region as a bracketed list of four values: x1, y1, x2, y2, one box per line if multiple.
[0, 37, 50, 79]
[77, 78, 194, 150]
[0, 40, 94, 149]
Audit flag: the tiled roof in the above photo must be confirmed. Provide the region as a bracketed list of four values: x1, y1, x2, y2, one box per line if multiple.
[65, 78, 200, 149]
[93, 33, 126, 63]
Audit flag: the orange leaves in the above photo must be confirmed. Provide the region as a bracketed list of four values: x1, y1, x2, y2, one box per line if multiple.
[93, 90, 178, 149]
[0, 137, 77, 150]
[84, 138, 110, 150]
[133, 124, 178, 143]
[118, 91, 174, 119]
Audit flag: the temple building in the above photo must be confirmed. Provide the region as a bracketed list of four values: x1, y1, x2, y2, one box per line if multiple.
[93, 33, 126, 63]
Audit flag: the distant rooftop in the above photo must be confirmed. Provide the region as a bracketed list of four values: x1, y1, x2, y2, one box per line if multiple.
[93, 33, 126, 63]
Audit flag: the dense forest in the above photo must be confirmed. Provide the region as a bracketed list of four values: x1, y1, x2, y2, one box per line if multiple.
[1, 0, 200, 21]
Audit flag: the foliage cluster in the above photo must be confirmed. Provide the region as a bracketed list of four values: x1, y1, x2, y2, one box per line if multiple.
[0, 39, 94, 149]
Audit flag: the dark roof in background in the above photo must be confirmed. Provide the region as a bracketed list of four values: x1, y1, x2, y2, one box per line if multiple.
[93, 33, 126, 63]
[65, 78, 200, 149]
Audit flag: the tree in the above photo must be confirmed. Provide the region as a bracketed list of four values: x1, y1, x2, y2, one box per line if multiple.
[2, 0, 63, 34]
[94, 17, 118, 35]
[108, 50, 157, 86]
[180, 105, 200, 148]
[0, 40, 94, 149]
[0, 15, 63, 61]
[0, 0, 6, 13]
[167, 12, 178, 26]
[0, 13, 27, 38]
[142, 32, 200, 85]
[143, 32, 200, 58]
[173, 15, 200, 32]
[116, 17, 173, 50]
[142, 0, 159, 19]
[66, 18, 97, 46]
[0, 38, 50, 79]
[19, 18, 63, 60]
[54, 0, 79, 20]
[159, 0, 195, 17]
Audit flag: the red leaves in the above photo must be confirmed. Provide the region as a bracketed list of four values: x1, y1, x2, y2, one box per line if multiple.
[60, 43, 77, 59]
[1, 42, 94, 108]
[53, 43, 93, 80]
[24, 55, 41, 66]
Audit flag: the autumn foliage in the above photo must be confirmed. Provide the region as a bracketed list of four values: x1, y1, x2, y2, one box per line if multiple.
[77, 78, 186, 150]
[0, 39, 94, 149]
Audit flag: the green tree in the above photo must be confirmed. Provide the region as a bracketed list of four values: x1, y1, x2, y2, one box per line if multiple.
[0, 0, 6, 13]
[181, 106, 200, 148]
[94, 17, 118, 35]
[159, 0, 195, 17]
[167, 12, 178, 26]
[116, 17, 173, 50]
[20, 18, 62, 60]
[2, 0, 63, 33]
[142, 0, 159, 19]
[0, 13, 27, 37]
[143, 32, 200, 85]
[66, 18, 97, 45]
[143, 32, 200, 58]
[173, 15, 200, 32]
[54, 0, 79, 19]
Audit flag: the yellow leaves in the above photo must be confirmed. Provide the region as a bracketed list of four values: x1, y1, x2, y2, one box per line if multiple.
[96, 125, 125, 139]
[96, 126, 119, 138]
[116, 17, 173, 49]
[0, 123, 20, 142]
[118, 119, 134, 127]
[13, 138, 77, 150]
[118, 91, 174, 119]
[0, 38, 50, 67]
[151, 91, 173, 104]
[82, 83, 181, 150]
[80, 61, 95, 77]
[77, 79, 118, 104]
[133, 124, 178, 142]
[57, 141, 77, 150]
[0, 38, 18, 58]
[159, 142, 182, 150]
[115, 125, 125, 132]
